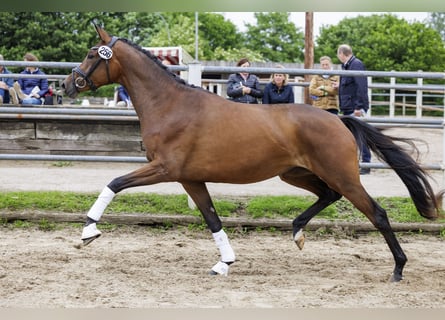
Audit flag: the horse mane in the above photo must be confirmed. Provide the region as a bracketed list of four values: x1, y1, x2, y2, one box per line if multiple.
[119, 38, 203, 91]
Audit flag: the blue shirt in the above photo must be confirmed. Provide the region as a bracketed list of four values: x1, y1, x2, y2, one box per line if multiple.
[262, 82, 294, 104]
[18, 68, 49, 97]
[0, 66, 14, 88]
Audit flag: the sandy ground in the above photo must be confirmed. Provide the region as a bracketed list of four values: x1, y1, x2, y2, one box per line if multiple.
[0, 127, 445, 308]
[0, 226, 444, 308]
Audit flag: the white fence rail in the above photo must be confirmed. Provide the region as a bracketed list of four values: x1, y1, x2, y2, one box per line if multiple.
[1, 60, 444, 192]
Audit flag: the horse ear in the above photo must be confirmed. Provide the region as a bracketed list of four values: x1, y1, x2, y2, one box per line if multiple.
[92, 21, 111, 42]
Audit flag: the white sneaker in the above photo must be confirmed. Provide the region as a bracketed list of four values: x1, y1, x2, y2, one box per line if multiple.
[81, 223, 101, 245]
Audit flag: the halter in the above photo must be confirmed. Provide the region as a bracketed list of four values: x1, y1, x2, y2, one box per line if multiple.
[71, 36, 119, 92]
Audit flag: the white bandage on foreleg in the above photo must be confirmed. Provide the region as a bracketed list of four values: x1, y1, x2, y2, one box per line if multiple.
[212, 229, 235, 263]
[87, 186, 115, 221]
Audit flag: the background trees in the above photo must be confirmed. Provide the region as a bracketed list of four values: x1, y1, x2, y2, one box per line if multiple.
[315, 13, 445, 72]
[244, 12, 305, 63]
[0, 12, 444, 73]
[427, 12, 445, 42]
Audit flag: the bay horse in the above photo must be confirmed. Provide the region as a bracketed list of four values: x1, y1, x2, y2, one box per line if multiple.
[62, 24, 442, 282]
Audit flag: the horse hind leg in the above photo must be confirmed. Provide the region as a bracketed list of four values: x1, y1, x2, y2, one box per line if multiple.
[367, 198, 407, 282]
[181, 181, 235, 276]
[345, 188, 407, 282]
[279, 168, 342, 249]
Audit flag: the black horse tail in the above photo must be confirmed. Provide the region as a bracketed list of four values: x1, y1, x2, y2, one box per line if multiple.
[340, 115, 443, 220]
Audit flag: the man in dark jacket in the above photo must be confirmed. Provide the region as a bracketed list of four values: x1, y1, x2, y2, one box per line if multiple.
[335, 44, 371, 174]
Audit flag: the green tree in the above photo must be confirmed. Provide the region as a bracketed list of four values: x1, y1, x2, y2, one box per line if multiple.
[197, 12, 244, 59]
[0, 12, 131, 72]
[0, 12, 262, 64]
[244, 12, 305, 63]
[148, 12, 250, 61]
[427, 12, 445, 42]
[148, 13, 204, 59]
[315, 14, 445, 72]
[212, 47, 265, 63]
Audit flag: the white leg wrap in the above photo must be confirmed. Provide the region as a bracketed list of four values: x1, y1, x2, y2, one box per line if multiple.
[87, 186, 115, 221]
[81, 223, 101, 240]
[211, 261, 230, 276]
[212, 229, 235, 263]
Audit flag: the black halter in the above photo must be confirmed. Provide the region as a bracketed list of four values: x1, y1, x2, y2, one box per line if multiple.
[71, 36, 119, 92]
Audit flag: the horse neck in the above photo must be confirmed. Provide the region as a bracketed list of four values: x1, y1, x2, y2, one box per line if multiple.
[115, 46, 179, 116]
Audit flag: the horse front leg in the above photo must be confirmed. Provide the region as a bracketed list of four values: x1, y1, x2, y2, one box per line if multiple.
[81, 185, 115, 245]
[81, 161, 169, 245]
[181, 181, 235, 276]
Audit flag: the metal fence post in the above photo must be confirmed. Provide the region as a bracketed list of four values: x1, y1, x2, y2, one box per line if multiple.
[367, 76, 372, 116]
[416, 71, 423, 119]
[187, 61, 202, 87]
[185, 61, 202, 210]
[389, 74, 395, 118]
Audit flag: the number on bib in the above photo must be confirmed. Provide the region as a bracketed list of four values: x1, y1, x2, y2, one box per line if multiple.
[98, 46, 113, 60]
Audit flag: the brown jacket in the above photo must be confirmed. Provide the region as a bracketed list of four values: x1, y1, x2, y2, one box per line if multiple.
[308, 75, 339, 111]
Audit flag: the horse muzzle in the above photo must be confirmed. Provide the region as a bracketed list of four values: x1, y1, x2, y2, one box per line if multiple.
[61, 78, 79, 99]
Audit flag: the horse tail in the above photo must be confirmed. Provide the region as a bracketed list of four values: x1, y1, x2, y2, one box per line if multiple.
[340, 115, 443, 220]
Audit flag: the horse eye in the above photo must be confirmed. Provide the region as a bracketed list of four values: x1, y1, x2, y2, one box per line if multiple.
[87, 47, 99, 59]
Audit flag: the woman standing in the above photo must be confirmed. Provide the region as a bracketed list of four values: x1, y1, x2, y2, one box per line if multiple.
[308, 56, 339, 114]
[226, 58, 263, 104]
[262, 65, 294, 104]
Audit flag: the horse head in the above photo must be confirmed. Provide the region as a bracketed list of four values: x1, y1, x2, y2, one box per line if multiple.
[62, 23, 121, 98]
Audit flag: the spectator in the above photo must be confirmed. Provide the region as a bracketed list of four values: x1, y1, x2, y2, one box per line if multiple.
[9, 52, 49, 105]
[262, 64, 294, 104]
[334, 44, 371, 174]
[308, 56, 339, 114]
[227, 58, 263, 104]
[0, 54, 14, 105]
[116, 85, 132, 108]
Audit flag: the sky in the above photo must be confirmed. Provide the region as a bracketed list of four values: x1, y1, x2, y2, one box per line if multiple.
[222, 12, 430, 38]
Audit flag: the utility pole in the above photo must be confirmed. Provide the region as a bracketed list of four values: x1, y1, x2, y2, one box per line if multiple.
[304, 12, 314, 104]
[195, 12, 199, 61]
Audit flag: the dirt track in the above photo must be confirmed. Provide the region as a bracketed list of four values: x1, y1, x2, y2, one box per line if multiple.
[0, 226, 444, 308]
[0, 127, 445, 307]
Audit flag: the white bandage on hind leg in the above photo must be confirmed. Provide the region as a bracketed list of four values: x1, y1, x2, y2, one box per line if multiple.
[212, 229, 235, 263]
[87, 186, 116, 221]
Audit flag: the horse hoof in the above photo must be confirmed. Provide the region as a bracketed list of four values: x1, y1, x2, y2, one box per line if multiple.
[81, 223, 102, 246]
[389, 273, 403, 283]
[210, 261, 230, 276]
[294, 229, 305, 250]
[82, 234, 101, 246]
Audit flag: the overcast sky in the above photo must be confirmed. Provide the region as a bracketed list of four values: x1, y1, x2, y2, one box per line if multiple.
[222, 12, 429, 38]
